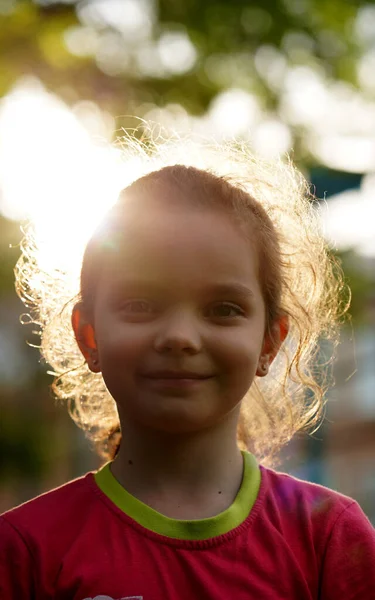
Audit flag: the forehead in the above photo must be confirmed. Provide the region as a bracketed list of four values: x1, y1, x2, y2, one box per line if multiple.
[100, 201, 260, 290]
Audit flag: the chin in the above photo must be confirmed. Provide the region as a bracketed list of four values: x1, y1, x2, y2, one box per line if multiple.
[138, 408, 219, 435]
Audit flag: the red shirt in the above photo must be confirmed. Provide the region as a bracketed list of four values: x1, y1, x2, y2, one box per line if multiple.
[1, 454, 374, 599]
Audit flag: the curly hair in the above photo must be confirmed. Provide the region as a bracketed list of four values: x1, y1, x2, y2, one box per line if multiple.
[14, 130, 349, 466]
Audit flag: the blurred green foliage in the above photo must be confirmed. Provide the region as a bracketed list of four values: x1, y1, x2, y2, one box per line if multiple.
[0, 404, 45, 481]
[0, 0, 368, 141]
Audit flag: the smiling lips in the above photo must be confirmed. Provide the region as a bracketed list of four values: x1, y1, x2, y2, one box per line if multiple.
[144, 370, 212, 379]
[141, 370, 213, 389]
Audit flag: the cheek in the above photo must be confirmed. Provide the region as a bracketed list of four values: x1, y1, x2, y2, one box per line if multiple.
[96, 323, 152, 364]
[211, 328, 262, 376]
[209, 333, 259, 406]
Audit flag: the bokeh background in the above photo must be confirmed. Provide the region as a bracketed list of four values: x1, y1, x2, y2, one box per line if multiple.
[0, 0, 374, 521]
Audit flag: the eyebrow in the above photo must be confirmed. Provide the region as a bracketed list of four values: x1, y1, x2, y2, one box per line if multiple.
[205, 283, 255, 299]
[108, 279, 255, 299]
[108, 279, 162, 295]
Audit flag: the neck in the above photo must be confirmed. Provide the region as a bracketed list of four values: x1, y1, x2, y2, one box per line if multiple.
[110, 411, 244, 518]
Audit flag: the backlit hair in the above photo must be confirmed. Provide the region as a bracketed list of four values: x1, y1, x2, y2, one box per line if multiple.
[15, 131, 349, 465]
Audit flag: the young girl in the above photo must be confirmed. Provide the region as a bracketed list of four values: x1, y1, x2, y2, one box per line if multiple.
[1, 134, 374, 599]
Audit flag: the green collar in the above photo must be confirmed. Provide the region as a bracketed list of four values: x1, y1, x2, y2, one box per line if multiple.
[94, 451, 260, 540]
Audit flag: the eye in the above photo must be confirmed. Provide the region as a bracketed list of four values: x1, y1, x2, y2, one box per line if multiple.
[122, 299, 155, 314]
[207, 302, 245, 318]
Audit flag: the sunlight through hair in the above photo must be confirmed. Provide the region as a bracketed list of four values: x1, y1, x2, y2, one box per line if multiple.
[15, 123, 349, 465]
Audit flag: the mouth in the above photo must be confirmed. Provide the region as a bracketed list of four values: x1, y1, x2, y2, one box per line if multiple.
[140, 371, 213, 390]
[142, 370, 212, 380]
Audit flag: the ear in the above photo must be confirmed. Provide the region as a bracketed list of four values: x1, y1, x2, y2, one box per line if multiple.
[71, 303, 101, 373]
[256, 314, 289, 377]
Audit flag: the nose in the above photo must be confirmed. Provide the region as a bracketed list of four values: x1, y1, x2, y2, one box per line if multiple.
[153, 310, 202, 355]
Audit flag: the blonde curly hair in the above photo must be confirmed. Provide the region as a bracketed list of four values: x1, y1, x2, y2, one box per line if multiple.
[14, 130, 349, 465]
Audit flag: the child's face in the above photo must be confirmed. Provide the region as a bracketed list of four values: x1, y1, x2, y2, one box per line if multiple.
[86, 197, 272, 434]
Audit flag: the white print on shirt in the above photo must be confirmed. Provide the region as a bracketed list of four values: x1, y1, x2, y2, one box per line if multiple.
[82, 596, 143, 600]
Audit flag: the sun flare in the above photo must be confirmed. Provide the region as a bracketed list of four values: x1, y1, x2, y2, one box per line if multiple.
[0, 80, 126, 280]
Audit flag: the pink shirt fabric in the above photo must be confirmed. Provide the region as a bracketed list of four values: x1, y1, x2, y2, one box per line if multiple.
[1, 464, 374, 599]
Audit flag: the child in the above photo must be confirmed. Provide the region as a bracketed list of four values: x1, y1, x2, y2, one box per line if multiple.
[1, 134, 374, 599]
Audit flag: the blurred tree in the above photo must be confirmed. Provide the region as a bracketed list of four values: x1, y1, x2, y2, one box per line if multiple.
[336, 249, 375, 324]
[0, 0, 369, 149]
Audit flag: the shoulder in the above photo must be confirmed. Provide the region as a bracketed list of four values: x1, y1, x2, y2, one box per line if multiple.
[256, 467, 375, 597]
[257, 465, 375, 552]
[1, 472, 99, 546]
[259, 465, 375, 557]
[0, 473, 104, 597]
[260, 465, 356, 522]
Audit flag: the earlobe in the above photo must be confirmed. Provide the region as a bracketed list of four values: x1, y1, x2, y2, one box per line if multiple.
[256, 361, 269, 377]
[71, 303, 101, 373]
